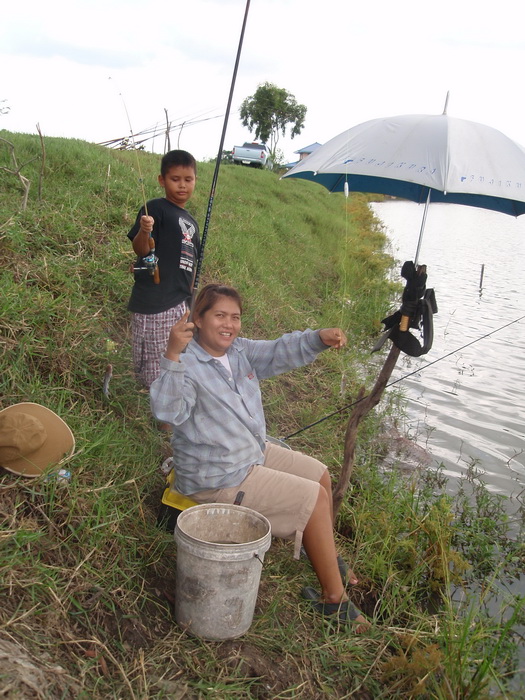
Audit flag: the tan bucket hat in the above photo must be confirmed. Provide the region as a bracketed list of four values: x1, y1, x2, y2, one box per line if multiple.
[0, 403, 75, 477]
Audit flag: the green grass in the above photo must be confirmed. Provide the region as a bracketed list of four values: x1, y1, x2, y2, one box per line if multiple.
[1, 130, 524, 698]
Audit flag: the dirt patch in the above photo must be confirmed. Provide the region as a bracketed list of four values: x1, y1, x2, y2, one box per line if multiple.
[215, 639, 305, 698]
[0, 638, 80, 699]
[377, 422, 433, 473]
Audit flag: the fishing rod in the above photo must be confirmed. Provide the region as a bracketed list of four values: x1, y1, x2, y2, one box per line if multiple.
[98, 112, 222, 150]
[189, 0, 251, 317]
[112, 80, 149, 215]
[103, 80, 161, 400]
[110, 78, 160, 284]
[283, 313, 525, 440]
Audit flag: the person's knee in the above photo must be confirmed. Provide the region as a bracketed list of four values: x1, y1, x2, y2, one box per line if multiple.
[311, 485, 331, 518]
[319, 468, 332, 492]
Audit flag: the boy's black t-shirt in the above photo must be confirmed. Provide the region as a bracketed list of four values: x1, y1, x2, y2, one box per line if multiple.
[127, 198, 200, 314]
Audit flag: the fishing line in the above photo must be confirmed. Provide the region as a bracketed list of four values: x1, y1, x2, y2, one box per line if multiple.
[341, 141, 350, 327]
[109, 77, 162, 283]
[336, 132, 351, 393]
[109, 77, 149, 215]
[283, 313, 525, 440]
[190, 0, 251, 315]
[103, 80, 159, 395]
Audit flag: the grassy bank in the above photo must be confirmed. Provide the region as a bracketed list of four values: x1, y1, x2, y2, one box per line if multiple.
[1, 131, 524, 698]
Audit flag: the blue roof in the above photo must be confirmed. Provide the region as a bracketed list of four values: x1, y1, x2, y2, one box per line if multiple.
[294, 142, 322, 155]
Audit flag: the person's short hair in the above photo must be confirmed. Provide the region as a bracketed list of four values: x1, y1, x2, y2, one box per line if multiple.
[160, 150, 197, 176]
[193, 284, 243, 320]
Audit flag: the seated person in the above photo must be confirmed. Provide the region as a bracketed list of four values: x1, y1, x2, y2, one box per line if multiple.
[150, 283, 368, 631]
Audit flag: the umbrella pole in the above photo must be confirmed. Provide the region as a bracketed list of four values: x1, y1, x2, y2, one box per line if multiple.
[414, 189, 431, 266]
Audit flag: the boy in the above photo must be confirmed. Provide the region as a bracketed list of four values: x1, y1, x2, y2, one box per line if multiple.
[127, 150, 200, 389]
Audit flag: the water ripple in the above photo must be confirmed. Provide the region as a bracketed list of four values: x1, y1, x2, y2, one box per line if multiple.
[372, 201, 525, 500]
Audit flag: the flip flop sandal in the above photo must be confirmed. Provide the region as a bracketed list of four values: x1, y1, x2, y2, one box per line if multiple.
[301, 586, 362, 623]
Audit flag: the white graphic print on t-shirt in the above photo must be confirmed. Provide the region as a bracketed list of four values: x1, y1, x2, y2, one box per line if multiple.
[179, 216, 197, 272]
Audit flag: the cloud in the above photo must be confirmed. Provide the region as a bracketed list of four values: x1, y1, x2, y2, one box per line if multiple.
[8, 36, 147, 69]
[2, 0, 525, 162]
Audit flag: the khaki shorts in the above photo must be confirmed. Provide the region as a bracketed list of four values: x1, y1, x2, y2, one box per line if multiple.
[189, 441, 326, 558]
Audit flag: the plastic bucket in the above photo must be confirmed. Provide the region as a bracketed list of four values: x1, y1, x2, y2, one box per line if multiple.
[174, 503, 272, 640]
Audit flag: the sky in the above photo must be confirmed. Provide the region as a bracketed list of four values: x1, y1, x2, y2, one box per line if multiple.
[2, 0, 525, 165]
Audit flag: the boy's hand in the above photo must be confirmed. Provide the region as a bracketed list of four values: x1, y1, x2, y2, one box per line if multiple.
[139, 215, 154, 235]
[319, 328, 347, 349]
[165, 311, 195, 360]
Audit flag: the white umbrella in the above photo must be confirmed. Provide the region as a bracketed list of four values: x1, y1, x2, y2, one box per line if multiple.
[282, 108, 525, 263]
[283, 107, 525, 509]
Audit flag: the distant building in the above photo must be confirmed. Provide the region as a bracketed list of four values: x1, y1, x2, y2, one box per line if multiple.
[283, 142, 322, 170]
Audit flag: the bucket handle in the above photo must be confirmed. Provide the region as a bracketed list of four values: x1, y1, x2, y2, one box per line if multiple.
[254, 553, 265, 566]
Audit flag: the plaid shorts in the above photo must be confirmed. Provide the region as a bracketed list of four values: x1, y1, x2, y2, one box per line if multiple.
[131, 302, 187, 388]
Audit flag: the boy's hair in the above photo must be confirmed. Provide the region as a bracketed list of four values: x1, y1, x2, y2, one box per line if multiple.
[160, 150, 197, 176]
[193, 284, 243, 320]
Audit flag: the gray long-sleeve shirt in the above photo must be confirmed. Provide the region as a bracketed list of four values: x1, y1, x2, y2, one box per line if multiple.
[150, 329, 328, 494]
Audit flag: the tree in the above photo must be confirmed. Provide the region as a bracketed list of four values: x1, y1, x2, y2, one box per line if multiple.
[239, 82, 306, 160]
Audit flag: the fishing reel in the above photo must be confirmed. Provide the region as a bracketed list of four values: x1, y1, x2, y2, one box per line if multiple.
[133, 252, 160, 284]
[134, 252, 158, 275]
[133, 235, 160, 283]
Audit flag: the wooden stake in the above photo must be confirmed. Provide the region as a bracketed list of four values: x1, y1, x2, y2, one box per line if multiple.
[333, 344, 401, 518]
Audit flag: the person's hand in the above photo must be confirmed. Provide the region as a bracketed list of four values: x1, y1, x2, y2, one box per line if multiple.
[165, 311, 195, 360]
[139, 215, 154, 235]
[319, 328, 347, 349]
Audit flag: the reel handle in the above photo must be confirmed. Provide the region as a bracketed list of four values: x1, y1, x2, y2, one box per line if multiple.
[149, 236, 160, 284]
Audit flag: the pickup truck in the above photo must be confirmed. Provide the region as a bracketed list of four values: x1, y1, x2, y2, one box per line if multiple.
[231, 142, 272, 169]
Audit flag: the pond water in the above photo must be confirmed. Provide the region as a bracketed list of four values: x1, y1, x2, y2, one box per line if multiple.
[371, 200, 525, 503]
[371, 200, 525, 692]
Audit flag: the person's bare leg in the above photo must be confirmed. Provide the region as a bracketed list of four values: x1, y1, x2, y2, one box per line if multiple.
[318, 469, 358, 585]
[319, 470, 334, 523]
[302, 489, 368, 632]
